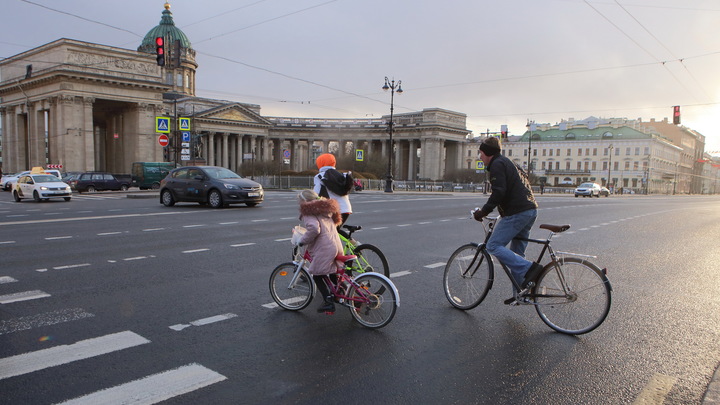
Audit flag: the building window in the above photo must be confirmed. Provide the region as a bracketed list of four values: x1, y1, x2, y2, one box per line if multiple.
[625, 161, 630, 170]
[626, 147, 631, 155]
[577, 162, 582, 170]
[508, 149, 513, 157]
[555, 162, 560, 170]
[542, 161, 546, 170]
[644, 147, 650, 155]
[543, 149, 547, 156]
[614, 161, 619, 170]
[533, 149, 537, 156]
[592, 162, 597, 170]
[635, 147, 640, 155]
[615, 148, 620, 156]
[633, 161, 639, 170]
[584, 161, 589, 170]
[603, 162, 608, 170]
[593, 148, 597, 156]
[566, 161, 571, 170]
[578, 148, 582, 156]
[567, 148, 571, 156]
[586, 148, 590, 156]
[549, 149, 554, 156]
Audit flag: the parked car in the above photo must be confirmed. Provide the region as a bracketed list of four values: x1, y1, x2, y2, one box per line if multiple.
[159, 166, 264, 208]
[2, 171, 31, 191]
[600, 187, 610, 197]
[67, 172, 131, 193]
[574, 182, 601, 198]
[13, 173, 72, 202]
[132, 162, 174, 190]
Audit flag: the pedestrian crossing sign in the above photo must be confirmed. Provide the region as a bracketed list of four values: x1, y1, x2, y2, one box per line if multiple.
[476, 160, 484, 170]
[356, 149, 364, 161]
[178, 117, 191, 131]
[156, 117, 170, 133]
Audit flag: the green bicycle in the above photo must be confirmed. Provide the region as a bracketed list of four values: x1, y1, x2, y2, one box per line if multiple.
[292, 224, 390, 278]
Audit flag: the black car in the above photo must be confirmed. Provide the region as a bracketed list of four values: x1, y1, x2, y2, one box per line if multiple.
[68, 172, 131, 193]
[159, 166, 264, 208]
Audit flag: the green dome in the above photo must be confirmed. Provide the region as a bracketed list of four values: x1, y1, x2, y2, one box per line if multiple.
[138, 2, 192, 53]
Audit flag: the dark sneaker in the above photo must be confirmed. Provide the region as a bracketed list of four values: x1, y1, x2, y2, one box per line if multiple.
[317, 298, 336, 314]
[522, 262, 544, 288]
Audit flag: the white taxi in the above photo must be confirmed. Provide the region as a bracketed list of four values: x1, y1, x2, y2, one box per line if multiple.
[13, 174, 72, 202]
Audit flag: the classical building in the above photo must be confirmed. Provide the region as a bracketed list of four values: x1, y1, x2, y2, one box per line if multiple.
[474, 116, 711, 194]
[0, 2, 470, 181]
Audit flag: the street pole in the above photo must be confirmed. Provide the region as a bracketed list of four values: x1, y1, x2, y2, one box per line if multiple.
[607, 144, 613, 192]
[526, 120, 534, 174]
[382, 77, 402, 193]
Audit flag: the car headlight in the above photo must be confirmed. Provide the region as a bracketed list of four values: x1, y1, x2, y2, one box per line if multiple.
[223, 183, 239, 190]
[40, 186, 49, 191]
[65, 186, 71, 192]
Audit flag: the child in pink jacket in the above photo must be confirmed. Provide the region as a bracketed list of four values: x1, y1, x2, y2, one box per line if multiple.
[297, 189, 343, 313]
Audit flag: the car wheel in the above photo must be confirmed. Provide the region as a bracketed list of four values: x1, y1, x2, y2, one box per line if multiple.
[33, 191, 41, 202]
[151, 182, 160, 190]
[161, 189, 175, 207]
[64, 197, 71, 201]
[87, 185, 96, 193]
[120, 184, 129, 191]
[13, 190, 21, 202]
[208, 189, 224, 208]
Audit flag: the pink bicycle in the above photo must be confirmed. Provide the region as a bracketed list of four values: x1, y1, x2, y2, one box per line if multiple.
[269, 248, 399, 329]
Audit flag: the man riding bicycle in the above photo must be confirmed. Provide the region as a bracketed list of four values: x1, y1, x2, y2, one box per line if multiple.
[472, 136, 544, 304]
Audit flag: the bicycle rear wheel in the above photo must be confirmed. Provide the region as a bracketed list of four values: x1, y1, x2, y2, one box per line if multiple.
[348, 273, 398, 329]
[443, 243, 493, 310]
[269, 263, 314, 310]
[533, 257, 612, 335]
[350, 244, 390, 278]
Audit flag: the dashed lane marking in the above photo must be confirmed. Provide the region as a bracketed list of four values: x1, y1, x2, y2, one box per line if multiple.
[0, 276, 17, 284]
[45, 236, 72, 240]
[0, 290, 51, 304]
[169, 313, 238, 331]
[391, 271, 412, 277]
[182, 249, 209, 254]
[231, 243, 255, 247]
[57, 363, 227, 405]
[425, 262, 446, 269]
[632, 373, 676, 404]
[0, 330, 150, 380]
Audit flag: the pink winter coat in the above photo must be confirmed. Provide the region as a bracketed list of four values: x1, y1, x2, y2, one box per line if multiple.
[298, 198, 343, 275]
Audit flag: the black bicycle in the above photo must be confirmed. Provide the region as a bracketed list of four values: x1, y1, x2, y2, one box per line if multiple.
[443, 215, 612, 335]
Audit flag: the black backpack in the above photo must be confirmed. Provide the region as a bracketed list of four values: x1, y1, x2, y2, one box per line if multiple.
[318, 168, 353, 197]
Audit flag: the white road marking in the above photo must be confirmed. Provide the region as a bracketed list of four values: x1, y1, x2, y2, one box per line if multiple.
[397, 224, 412, 227]
[371, 227, 388, 230]
[0, 276, 17, 284]
[632, 373, 676, 404]
[45, 236, 72, 240]
[424, 262, 446, 269]
[231, 243, 255, 247]
[97, 232, 122, 236]
[418, 221, 432, 225]
[219, 221, 238, 225]
[275, 238, 292, 242]
[391, 271, 412, 277]
[0, 308, 95, 335]
[0, 331, 150, 380]
[54, 263, 91, 270]
[183, 224, 204, 228]
[0, 211, 194, 227]
[57, 363, 227, 405]
[123, 256, 152, 261]
[0, 241, 16, 244]
[0, 290, 51, 304]
[252, 219, 269, 222]
[169, 313, 238, 331]
[182, 249, 209, 254]
[143, 228, 165, 232]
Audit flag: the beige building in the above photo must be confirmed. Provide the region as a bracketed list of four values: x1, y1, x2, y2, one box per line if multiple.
[474, 116, 711, 194]
[0, 2, 470, 181]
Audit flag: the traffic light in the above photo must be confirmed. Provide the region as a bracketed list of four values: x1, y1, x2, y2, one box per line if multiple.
[155, 36, 165, 67]
[163, 146, 170, 161]
[500, 124, 508, 139]
[673, 105, 681, 125]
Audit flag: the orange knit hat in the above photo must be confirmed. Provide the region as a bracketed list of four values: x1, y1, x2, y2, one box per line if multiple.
[316, 153, 336, 169]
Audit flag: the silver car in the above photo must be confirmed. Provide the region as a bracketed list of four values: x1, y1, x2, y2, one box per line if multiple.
[574, 182, 601, 198]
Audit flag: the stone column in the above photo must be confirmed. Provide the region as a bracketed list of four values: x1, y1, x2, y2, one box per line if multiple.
[235, 134, 244, 172]
[408, 139, 417, 181]
[207, 132, 215, 166]
[222, 133, 229, 168]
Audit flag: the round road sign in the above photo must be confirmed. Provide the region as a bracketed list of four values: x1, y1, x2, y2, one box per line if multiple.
[158, 134, 169, 147]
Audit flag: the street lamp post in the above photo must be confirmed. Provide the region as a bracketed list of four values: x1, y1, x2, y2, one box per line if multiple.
[382, 77, 402, 193]
[526, 120, 535, 174]
[607, 144, 613, 192]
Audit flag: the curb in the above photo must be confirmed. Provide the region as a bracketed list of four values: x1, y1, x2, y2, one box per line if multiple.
[703, 363, 720, 404]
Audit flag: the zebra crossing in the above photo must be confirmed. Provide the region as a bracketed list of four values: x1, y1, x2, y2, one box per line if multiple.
[0, 274, 227, 403]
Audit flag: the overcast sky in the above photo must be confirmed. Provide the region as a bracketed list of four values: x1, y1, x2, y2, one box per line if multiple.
[3, 0, 720, 153]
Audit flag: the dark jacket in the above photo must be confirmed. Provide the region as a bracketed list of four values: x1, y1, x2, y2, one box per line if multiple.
[481, 154, 537, 217]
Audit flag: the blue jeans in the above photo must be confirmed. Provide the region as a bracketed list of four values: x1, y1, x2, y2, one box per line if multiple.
[485, 209, 537, 288]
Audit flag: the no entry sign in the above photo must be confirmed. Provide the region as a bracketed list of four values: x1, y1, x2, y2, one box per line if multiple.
[158, 134, 169, 147]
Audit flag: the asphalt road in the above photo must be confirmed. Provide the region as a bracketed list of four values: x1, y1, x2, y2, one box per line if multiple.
[1, 190, 719, 404]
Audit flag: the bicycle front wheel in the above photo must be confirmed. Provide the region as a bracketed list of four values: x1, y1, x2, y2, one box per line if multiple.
[269, 263, 314, 310]
[348, 273, 398, 329]
[534, 257, 612, 335]
[443, 243, 493, 310]
[351, 244, 390, 278]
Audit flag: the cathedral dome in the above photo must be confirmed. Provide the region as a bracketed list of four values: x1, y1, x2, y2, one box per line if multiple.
[138, 2, 193, 54]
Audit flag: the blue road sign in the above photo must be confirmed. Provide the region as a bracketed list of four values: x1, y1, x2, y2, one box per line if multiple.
[356, 149, 364, 161]
[182, 132, 191, 142]
[179, 117, 191, 131]
[476, 160, 484, 170]
[156, 117, 170, 133]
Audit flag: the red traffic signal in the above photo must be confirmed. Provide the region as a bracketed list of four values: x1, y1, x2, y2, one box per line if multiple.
[672, 105, 680, 125]
[155, 36, 165, 66]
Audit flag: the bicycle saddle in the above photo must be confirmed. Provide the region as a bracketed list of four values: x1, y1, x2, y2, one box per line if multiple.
[335, 254, 357, 263]
[539, 224, 571, 233]
[343, 225, 362, 232]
